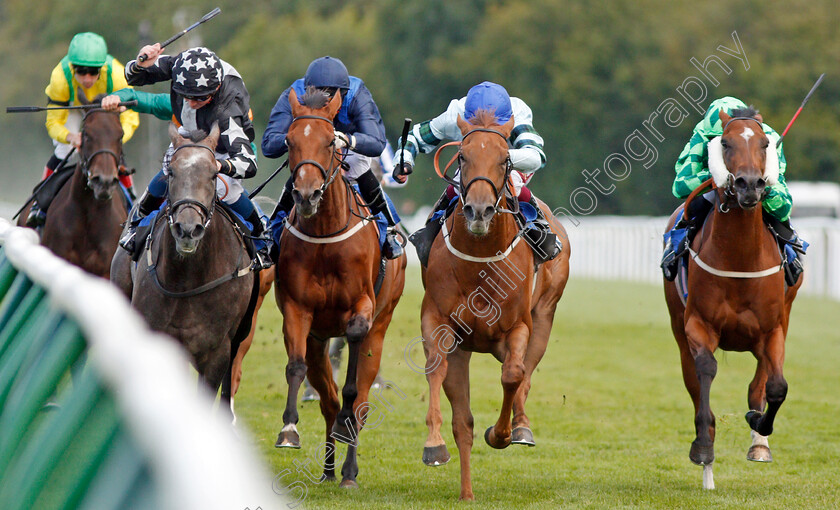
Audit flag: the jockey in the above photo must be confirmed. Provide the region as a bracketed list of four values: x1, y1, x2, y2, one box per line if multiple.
[106, 44, 272, 269]
[261, 56, 403, 260]
[661, 96, 806, 286]
[392, 81, 559, 264]
[27, 32, 140, 228]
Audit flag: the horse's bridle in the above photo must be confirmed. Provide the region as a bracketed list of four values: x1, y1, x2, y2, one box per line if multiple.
[79, 108, 122, 183]
[165, 143, 219, 230]
[458, 127, 515, 214]
[717, 116, 768, 214]
[288, 114, 344, 195]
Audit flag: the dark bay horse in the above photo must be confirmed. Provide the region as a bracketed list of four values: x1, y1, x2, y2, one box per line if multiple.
[419, 111, 570, 500]
[18, 102, 127, 279]
[664, 109, 802, 489]
[111, 123, 257, 412]
[273, 88, 406, 488]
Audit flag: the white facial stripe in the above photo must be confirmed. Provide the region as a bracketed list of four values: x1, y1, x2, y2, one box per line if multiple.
[304, 125, 311, 137]
[740, 126, 755, 143]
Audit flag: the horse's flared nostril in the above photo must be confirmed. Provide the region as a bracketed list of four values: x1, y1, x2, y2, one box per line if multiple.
[463, 204, 475, 222]
[481, 205, 496, 221]
[311, 189, 323, 202]
[191, 224, 205, 239]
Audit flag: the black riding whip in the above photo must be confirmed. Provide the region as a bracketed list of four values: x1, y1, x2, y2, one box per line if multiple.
[138, 7, 222, 62]
[777, 73, 825, 148]
[249, 159, 289, 199]
[7, 101, 138, 113]
[392, 118, 412, 182]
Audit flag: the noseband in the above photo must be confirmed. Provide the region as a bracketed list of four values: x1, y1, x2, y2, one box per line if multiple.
[458, 128, 515, 213]
[288, 114, 344, 195]
[166, 143, 219, 229]
[79, 108, 122, 183]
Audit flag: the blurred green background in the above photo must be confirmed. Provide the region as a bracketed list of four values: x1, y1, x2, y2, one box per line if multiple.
[1, 0, 838, 216]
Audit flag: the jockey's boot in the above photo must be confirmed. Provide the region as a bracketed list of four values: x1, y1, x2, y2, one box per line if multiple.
[764, 213, 807, 286]
[661, 193, 714, 281]
[267, 177, 296, 260]
[119, 190, 164, 253]
[357, 170, 403, 260]
[522, 195, 560, 264]
[25, 199, 47, 228]
[245, 207, 274, 270]
[408, 190, 451, 267]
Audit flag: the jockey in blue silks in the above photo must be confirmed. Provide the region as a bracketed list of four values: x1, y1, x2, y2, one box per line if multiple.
[261, 56, 403, 260]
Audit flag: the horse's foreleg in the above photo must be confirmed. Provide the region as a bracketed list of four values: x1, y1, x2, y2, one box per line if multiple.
[305, 338, 340, 481]
[332, 296, 373, 450]
[442, 348, 474, 501]
[485, 323, 528, 450]
[421, 311, 451, 466]
[512, 304, 555, 446]
[746, 327, 787, 438]
[276, 304, 313, 449]
[685, 316, 718, 469]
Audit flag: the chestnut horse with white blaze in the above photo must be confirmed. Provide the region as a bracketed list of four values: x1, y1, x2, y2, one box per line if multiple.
[420, 110, 570, 501]
[273, 88, 406, 488]
[664, 109, 802, 489]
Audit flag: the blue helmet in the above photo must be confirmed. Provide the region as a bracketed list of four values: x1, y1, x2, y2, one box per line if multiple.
[304, 56, 350, 90]
[465, 81, 512, 124]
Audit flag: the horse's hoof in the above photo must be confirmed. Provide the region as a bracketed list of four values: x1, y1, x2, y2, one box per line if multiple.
[511, 426, 536, 446]
[689, 440, 714, 466]
[747, 444, 773, 462]
[275, 430, 301, 449]
[484, 426, 511, 449]
[339, 479, 359, 489]
[422, 444, 450, 466]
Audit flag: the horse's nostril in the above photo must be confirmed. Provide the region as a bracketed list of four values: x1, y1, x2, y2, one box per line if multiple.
[482, 206, 496, 220]
[734, 177, 748, 190]
[311, 189, 323, 201]
[463, 205, 475, 221]
[173, 224, 184, 238]
[192, 224, 205, 239]
[292, 189, 302, 202]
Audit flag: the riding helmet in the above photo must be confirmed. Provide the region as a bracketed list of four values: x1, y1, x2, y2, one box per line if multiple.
[304, 56, 350, 90]
[171, 47, 223, 97]
[67, 32, 108, 68]
[465, 81, 512, 124]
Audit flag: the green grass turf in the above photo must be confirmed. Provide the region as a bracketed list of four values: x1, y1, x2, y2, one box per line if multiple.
[235, 268, 840, 509]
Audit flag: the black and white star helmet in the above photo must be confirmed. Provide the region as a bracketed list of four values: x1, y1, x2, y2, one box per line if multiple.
[171, 47, 223, 97]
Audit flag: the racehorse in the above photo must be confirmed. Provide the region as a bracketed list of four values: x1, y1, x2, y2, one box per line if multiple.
[664, 109, 802, 489]
[419, 110, 570, 500]
[111, 123, 258, 413]
[273, 88, 406, 488]
[18, 97, 128, 279]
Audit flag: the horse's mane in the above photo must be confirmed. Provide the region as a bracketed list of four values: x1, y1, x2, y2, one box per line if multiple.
[301, 86, 330, 109]
[468, 109, 501, 128]
[730, 106, 760, 119]
[183, 129, 209, 143]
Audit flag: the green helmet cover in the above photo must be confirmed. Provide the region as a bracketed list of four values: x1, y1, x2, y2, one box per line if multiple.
[68, 32, 108, 67]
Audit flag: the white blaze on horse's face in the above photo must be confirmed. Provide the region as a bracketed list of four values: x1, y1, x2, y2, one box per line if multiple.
[740, 127, 755, 143]
[304, 125, 311, 137]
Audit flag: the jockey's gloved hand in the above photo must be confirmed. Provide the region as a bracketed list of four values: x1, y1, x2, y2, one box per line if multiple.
[216, 159, 236, 177]
[334, 131, 355, 151]
[392, 161, 413, 184]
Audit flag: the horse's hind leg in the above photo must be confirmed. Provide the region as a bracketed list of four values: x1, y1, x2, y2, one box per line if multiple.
[485, 323, 529, 450]
[305, 337, 340, 481]
[276, 303, 313, 449]
[443, 348, 475, 501]
[746, 327, 787, 440]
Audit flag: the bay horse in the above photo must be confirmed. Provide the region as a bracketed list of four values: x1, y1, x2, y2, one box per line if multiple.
[111, 123, 258, 414]
[419, 111, 570, 500]
[273, 88, 406, 488]
[18, 99, 128, 279]
[664, 109, 802, 489]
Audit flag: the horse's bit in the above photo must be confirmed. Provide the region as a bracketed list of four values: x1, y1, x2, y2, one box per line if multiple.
[458, 127, 515, 214]
[166, 143, 219, 230]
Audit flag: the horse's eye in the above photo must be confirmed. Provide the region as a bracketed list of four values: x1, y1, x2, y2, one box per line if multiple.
[720, 139, 729, 149]
[761, 140, 770, 149]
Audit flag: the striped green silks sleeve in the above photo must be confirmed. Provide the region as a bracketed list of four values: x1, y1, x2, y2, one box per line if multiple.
[762, 135, 792, 222]
[672, 131, 712, 199]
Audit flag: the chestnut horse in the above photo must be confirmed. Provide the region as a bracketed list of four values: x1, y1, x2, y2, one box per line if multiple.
[273, 88, 406, 488]
[18, 103, 127, 279]
[664, 109, 802, 489]
[111, 124, 257, 416]
[420, 111, 570, 500]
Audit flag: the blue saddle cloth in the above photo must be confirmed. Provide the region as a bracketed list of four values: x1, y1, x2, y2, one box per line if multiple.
[268, 185, 397, 252]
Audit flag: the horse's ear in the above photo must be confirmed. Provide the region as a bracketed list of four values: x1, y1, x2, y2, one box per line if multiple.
[456, 114, 471, 136]
[77, 87, 90, 106]
[204, 122, 221, 150]
[168, 122, 186, 147]
[326, 90, 342, 119]
[498, 115, 515, 138]
[289, 88, 302, 118]
[718, 110, 731, 126]
[754, 113, 763, 124]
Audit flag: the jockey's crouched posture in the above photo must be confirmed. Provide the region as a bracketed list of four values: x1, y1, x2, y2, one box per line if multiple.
[661, 96, 807, 286]
[262, 56, 403, 260]
[392, 81, 559, 265]
[28, 32, 139, 227]
[104, 44, 272, 270]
